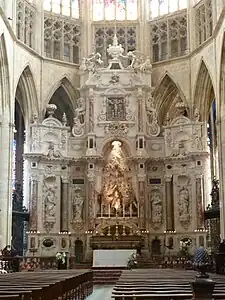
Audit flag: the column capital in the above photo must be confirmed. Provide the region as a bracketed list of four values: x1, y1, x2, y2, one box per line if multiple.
[61, 176, 69, 184]
[165, 176, 172, 182]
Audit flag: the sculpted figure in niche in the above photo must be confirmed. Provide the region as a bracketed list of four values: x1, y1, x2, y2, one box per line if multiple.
[150, 190, 163, 227]
[45, 187, 56, 218]
[47, 142, 61, 158]
[72, 98, 86, 136]
[73, 187, 84, 222]
[107, 97, 125, 121]
[179, 187, 190, 223]
[101, 141, 133, 215]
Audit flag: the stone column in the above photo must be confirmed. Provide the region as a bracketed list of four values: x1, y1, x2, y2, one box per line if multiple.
[196, 176, 204, 229]
[137, 89, 143, 132]
[61, 177, 69, 232]
[138, 179, 145, 228]
[87, 180, 95, 229]
[165, 177, 174, 231]
[218, 119, 225, 239]
[0, 118, 14, 249]
[29, 175, 38, 231]
[34, 0, 44, 54]
[88, 94, 94, 132]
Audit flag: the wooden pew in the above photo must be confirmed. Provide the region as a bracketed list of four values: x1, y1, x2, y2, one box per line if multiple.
[0, 269, 93, 300]
[112, 269, 225, 300]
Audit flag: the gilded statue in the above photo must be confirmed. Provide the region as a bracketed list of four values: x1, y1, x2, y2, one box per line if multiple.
[101, 141, 134, 215]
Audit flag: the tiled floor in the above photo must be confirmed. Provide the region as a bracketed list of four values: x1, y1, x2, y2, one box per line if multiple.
[86, 285, 114, 300]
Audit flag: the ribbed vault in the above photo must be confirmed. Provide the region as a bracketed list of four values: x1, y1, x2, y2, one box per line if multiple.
[193, 60, 215, 121]
[153, 74, 188, 125]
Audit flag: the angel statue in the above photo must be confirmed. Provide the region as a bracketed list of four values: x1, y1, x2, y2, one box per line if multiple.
[123, 50, 152, 73]
[80, 52, 103, 73]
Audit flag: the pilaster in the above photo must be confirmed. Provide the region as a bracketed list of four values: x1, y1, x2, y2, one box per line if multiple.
[0, 118, 14, 249]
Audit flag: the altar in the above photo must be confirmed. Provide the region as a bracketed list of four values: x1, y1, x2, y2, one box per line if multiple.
[93, 249, 136, 268]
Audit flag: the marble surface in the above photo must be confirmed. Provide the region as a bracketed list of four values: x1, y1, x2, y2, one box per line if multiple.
[86, 285, 114, 300]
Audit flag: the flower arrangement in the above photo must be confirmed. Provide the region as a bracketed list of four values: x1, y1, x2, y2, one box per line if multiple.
[56, 252, 66, 264]
[179, 238, 192, 258]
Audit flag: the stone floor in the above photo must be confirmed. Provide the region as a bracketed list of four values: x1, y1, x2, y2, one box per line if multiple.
[86, 285, 114, 300]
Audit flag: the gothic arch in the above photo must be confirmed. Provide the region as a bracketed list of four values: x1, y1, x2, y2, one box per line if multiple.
[15, 65, 38, 122]
[44, 76, 80, 126]
[45, 75, 80, 108]
[193, 59, 215, 121]
[0, 34, 10, 118]
[153, 73, 188, 125]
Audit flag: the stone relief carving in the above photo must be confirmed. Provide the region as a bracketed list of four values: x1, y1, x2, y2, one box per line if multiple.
[146, 96, 160, 137]
[171, 140, 188, 158]
[72, 186, 84, 223]
[43, 175, 58, 232]
[107, 97, 125, 121]
[192, 129, 203, 150]
[178, 187, 190, 229]
[46, 142, 62, 158]
[109, 73, 120, 84]
[98, 91, 133, 123]
[104, 122, 133, 136]
[193, 107, 200, 122]
[72, 98, 85, 137]
[150, 189, 163, 229]
[165, 130, 172, 148]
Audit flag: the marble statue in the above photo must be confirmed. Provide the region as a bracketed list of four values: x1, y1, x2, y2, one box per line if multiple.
[72, 98, 85, 136]
[73, 187, 84, 222]
[80, 52, 103, 73]
[151, 190, 163, 227]
[45, 187, 56, 218]
[179, 187, 190, 225]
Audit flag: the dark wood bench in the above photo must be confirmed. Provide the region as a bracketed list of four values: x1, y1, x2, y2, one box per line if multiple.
[112, 269, 225, 300]
[0, 270, 93, 299]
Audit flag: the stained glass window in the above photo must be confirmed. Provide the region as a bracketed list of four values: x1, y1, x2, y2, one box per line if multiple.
[150, 0, 187, 19]
[93, 0, 138, 21]
[44, 0, 79, 18]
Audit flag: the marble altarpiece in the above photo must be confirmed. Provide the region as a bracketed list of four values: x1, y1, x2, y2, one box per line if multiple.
[25, 35, 208, 259]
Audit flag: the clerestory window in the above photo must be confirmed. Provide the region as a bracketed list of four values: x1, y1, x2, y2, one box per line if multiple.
[43, 0, 79, 19]
[150, 0, 187, 19]
[93, 0, 138, 21]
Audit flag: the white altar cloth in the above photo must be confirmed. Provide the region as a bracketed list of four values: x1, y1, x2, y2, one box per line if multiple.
[93, 249, 136, 268]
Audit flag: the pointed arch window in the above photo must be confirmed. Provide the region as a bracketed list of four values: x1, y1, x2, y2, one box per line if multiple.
[150, 0, 187, 19]
[44, 0, 79, 18]
[93, 0, 138, 21]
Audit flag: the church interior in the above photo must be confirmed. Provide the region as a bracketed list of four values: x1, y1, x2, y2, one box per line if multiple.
[0, 0, 225, 299]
